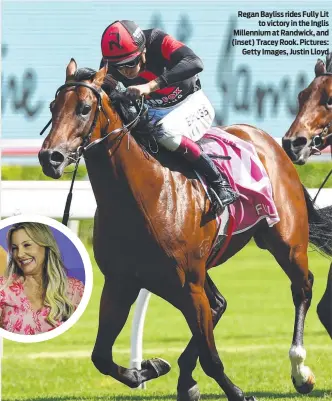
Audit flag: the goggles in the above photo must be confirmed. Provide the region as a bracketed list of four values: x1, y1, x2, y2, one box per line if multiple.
[114, 55, 141, 69]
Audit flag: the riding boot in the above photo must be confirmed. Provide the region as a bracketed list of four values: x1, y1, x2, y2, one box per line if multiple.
[176, 136, 239, 207]
[191, 152, 239, 207]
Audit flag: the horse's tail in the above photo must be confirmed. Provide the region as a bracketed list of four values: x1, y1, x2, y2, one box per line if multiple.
[303, 185, 332, 338]
[302, 185, 332, 258]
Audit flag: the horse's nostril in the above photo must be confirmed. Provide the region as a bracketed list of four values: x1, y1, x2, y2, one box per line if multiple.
[50, 151, 65, 164]
[292, 137, 307, 148]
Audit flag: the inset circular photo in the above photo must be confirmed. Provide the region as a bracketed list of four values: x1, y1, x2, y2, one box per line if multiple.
[0, 215, 93, 342]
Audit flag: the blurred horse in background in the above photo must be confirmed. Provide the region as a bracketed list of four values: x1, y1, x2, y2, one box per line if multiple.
[38, 59, 332, 401]
[283, 52, 332, 338]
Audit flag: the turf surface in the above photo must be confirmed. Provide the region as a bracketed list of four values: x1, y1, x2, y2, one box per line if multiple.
[2, 241, 332, 401]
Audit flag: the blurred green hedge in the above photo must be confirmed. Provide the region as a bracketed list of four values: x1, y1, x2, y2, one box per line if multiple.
[2, 163, 330, 243]
[294, 162, 332, 188]
[2, 165, 88, 181]
[2, 163, 331, 187]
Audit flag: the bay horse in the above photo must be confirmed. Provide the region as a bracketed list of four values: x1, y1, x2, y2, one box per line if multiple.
[282, 52, 332, 338]
[39, 59, 332, 401]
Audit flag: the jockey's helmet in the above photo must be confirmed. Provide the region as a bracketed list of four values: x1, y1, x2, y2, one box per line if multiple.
[101, 20, 146, 67]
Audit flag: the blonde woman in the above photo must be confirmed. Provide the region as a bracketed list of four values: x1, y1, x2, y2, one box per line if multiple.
[0, 222, 84, 335]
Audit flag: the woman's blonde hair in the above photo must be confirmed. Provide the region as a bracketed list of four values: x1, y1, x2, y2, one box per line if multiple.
[6, 222, 75, 326]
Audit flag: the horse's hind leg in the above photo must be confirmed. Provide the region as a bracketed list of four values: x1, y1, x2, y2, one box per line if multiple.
[317, 262, 332, 338]
[178, 278, 256, 401]
[91, 275, 170, 388]
[262, 226, 315, 394]
[177, 273, 227, 401]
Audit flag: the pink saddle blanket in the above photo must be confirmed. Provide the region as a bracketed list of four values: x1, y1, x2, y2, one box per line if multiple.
[200, 127, 280, 234]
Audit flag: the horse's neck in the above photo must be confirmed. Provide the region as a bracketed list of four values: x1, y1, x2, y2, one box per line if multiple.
[85, 102, 164, 216]
[85, 99, 212, 253]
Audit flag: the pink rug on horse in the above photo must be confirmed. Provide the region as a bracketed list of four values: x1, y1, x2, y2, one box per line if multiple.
[201, 127, 280, 235]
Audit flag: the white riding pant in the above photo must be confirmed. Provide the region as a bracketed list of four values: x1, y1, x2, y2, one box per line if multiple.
[147, 89, 215, 151]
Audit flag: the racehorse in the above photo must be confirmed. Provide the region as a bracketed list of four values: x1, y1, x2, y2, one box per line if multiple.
[39, 59, 332, 401]
[282, 52, 332, 338]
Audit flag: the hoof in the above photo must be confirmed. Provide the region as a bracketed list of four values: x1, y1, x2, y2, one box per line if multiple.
[141, 358, 171, 378]
[245, 397, 258, 401]
[177, 384, 201, 401]
[292, 373, 316, 394]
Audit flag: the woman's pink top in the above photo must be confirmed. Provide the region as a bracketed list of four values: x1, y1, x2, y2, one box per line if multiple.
[0, 275, 84, 335]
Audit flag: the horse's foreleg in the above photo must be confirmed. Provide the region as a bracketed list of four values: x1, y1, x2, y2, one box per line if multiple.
[177, 273, 227, 401]
[289, 270, 315, 394]
[180, 281, 257, 401]
[91, 276, 170, 388]
[265, 226, 316, 395]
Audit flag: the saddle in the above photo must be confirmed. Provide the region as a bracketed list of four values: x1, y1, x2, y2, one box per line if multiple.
[197, 127, 279, 235]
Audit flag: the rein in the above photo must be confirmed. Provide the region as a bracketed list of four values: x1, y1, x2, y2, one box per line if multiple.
[313, 146, 332, 205]
[40, 81, 145, 226]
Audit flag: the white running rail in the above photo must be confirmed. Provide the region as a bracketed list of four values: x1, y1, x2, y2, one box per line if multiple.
[0, 181, 152, 390]
[1, 181, 331, 393]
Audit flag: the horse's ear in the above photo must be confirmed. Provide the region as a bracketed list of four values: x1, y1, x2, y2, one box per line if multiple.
[326, 52, 332, 73]
[93, 63, 108, 87]
[66, 58, 77, 80]
[315, 58, 326, 76]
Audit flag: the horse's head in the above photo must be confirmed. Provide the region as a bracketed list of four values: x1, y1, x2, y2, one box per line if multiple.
[282, 52, 332, 164]
[39, 58, 121, 178]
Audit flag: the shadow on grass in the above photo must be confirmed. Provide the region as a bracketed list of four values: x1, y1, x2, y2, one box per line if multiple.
[6, 389, 332, 401]
[202, 391, 332, 399]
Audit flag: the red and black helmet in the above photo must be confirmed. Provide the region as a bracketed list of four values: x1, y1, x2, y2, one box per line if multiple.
[101, 20, 146, 66]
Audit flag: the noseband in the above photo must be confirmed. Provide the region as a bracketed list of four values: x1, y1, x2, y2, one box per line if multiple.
[39, 80, 145, 226]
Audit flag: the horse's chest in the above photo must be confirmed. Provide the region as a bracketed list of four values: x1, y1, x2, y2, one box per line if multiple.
[92, 223, 167, 276]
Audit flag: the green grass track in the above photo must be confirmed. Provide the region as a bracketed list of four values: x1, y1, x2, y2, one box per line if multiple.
[2, 241, 332, 401]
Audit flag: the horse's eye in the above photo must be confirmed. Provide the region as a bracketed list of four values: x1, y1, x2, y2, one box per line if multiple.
[327, 97, 332, 108]
[81, 105, 91, 115]
[49, 101, 55, 111]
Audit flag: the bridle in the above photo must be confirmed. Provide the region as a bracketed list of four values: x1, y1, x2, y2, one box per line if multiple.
[311, 72, 332, 203]
[39, 80, 145, 225]
[40, 81, 145, 150]
[310, 121, 332, 155]
[310, 73, 332, 155]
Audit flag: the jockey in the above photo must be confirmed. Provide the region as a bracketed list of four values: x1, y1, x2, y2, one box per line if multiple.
[100, 20, 239, 207]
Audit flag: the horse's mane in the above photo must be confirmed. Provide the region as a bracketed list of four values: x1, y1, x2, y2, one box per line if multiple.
[73, 67, 195, 176]
[73, 68, 162, 144]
